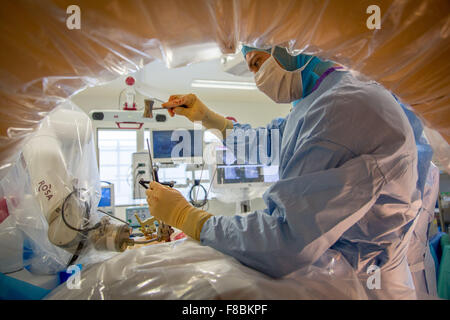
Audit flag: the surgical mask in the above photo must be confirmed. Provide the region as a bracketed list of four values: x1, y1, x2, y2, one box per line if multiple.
[254, 53, 313, 103]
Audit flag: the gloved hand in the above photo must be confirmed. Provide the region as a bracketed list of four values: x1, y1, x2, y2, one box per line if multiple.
[162, 93, 233, 137]
[145, 181, 212, 240]
[162, 93, 208, 122]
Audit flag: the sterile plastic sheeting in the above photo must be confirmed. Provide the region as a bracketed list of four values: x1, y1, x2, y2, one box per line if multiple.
[0, 101, 122, 276]
[424, 127, 450, 173]
[0, 137, 72, 275]
[0, 0, 449, 178]
[46, 238, 373, 300]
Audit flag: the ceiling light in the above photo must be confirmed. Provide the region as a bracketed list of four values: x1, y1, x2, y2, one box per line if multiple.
[191, 80, 256, 90]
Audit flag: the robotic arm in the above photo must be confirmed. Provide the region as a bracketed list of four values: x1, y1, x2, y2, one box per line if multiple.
[21, 108, 133, 264]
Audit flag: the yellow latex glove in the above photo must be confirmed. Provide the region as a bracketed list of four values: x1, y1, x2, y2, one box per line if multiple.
[145, 181, 212, 240]
[162, 93, 233, 137]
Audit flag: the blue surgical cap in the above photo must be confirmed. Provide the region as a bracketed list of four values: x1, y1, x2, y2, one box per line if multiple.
[241, 45, 271, 59]
[242, 45, 318, 71]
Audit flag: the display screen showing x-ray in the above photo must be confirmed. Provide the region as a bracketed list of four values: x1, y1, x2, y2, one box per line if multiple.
[217, 164, 278, 184]
[215, 146, 279, 185]
[152, 130, 203, 161]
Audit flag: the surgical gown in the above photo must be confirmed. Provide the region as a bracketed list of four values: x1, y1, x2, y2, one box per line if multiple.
[200, 70, 422, 299]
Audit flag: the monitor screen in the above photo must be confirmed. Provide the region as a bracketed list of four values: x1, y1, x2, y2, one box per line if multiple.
[98, 186, 111, 207]
[152, 130, 203, 160]
[262, 165, 279, 183]
[217, 164, 266, 184]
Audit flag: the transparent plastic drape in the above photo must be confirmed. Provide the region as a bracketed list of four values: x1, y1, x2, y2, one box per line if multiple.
[0, 101, 123, 276]
[46, 238, 375, 300]
[0, 0, 448, 177]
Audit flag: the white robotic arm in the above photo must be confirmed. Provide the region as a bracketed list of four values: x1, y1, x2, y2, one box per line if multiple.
[21, 108, 132, 263]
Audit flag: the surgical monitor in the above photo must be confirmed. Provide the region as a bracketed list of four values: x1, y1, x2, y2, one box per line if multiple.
[98, 183, 115, 215]
[213, 163, 279, 189]
[152, 129, 203, 163]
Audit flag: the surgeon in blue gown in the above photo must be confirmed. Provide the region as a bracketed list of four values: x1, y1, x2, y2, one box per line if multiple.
[148, 45, 430, 299]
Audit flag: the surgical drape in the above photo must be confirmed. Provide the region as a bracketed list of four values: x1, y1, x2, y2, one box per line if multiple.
[0, 0, 449, 177]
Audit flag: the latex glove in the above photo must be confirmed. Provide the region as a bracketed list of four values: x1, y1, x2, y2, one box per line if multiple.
[162, 93, 208, 122]
[146, 181, 212, 240]
[162, 93, 233, 137]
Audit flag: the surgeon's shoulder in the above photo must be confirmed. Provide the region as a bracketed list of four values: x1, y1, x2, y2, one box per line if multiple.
[306, 72, 414, 155]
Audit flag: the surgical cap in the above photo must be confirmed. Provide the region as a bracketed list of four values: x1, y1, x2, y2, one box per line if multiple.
[241, 45, 271, 58]
[241, 45, 319, 71]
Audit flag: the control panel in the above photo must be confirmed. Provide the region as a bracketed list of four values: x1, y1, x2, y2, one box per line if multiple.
[126, 206, 151, 228]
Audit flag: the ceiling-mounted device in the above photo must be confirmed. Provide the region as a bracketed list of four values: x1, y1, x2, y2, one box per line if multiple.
[89, 109, 166, 130]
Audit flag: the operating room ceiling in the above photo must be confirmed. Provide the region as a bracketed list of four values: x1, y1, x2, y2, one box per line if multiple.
[75, 56, 281, 106]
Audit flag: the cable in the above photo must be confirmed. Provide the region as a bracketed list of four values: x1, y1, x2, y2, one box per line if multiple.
[137, 174, 142, 200]
[61, 188, 96, 267]
[61, 189, 101, 233]
[189, 181, 208, 208]
[204, 167, 217, 204]
[187, 162, 209, 208]
[194, 162, 205, 202]
[67, 237, 87, 267]
[135, 171, 147, 200]
[97, 209, 130, 226]
[132, 238, 158, 245]
[133, 164, 147, 199]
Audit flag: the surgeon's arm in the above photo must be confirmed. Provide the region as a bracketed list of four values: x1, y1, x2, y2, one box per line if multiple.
[161, 94, 287, 149]
[199, 139, 388, 278]
[200, 90, 417, 278]
[203, 110, 234, 138]
[147, 130, 408, 278]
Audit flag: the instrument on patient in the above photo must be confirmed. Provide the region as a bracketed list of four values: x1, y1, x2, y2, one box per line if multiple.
[134, 214, 157, 239]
